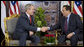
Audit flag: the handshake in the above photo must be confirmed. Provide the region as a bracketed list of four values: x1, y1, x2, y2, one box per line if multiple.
[40, 27, 49, 32]
[29, 27, 49, 36]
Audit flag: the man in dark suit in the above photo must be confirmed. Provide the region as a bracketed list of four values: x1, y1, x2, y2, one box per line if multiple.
[13, 4, 46, 46]
[43, 5, 83, 46]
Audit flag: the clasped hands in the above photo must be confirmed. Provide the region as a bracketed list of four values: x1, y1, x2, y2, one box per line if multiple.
[29, 27, 48, 36]
[40, 27, 48, 32]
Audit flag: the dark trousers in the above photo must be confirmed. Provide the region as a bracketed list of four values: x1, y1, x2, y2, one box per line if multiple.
[13, 32, 40, 46]
[58, 34, 79, 46]
[77, 32, 83, 41]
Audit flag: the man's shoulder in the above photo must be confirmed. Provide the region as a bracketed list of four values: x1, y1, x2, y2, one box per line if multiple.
[20, 12, 27, 18]
[70, 13, 81, 21]
[20, 12, 26, 16]
[71, 13, 79, 16]
[70, 13, 80, 18]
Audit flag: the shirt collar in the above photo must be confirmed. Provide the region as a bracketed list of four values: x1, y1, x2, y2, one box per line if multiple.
[26, 12, 30, 18]
[67, 13, 71, 19]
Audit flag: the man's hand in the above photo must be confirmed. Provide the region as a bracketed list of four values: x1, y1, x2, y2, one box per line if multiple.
[40, 27, 48, 32]
[29, 31, 34, 36]
[67, 32, 74, 39]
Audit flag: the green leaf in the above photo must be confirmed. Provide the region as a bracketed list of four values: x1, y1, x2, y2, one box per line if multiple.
[37, 21, 42, 27]
[34, 7, 47, 36]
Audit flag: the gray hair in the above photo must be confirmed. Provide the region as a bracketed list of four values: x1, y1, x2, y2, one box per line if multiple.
[25, 4, 33, 12]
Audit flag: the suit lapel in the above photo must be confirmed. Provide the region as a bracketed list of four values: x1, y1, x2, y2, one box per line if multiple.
[24, 13, 30, 24]
[62, 16, 66, 30]
[31, 16, 34, 25]
[67, 13, 73, 30]
[24, 13, 34, 26]
[62, 13, 72, 32]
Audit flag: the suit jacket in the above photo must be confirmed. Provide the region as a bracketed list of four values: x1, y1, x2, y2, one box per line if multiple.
[14, 12, 37, 35]
[50, 13, 83, 35]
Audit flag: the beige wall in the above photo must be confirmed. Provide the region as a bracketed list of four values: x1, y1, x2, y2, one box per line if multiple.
[19, 1, 60, 26]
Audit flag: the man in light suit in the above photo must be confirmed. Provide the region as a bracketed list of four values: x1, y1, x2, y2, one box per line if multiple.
[13, 4, 46, 46]
[43, 5, 83, 46]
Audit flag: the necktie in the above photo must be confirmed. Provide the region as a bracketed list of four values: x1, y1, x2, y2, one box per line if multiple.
[64, 17, 67, 32]
[30, 16, 32, 24]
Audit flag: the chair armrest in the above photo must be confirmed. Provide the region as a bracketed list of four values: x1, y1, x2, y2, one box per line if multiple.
[5, 31, 10, 46]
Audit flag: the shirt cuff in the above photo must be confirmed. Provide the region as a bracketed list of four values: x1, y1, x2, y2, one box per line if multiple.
[47, 27, 50, 30]
[37, 27, 41, 31]
[73, 32, 75, 35]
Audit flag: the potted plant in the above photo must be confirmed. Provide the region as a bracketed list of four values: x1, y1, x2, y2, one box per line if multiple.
[34, 7, 47, 37]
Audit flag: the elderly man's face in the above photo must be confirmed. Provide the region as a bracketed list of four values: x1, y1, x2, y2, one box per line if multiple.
[27, 6, 35, 15]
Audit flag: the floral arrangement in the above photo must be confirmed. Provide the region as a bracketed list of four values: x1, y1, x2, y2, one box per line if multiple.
[44, 34, 55, 43]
